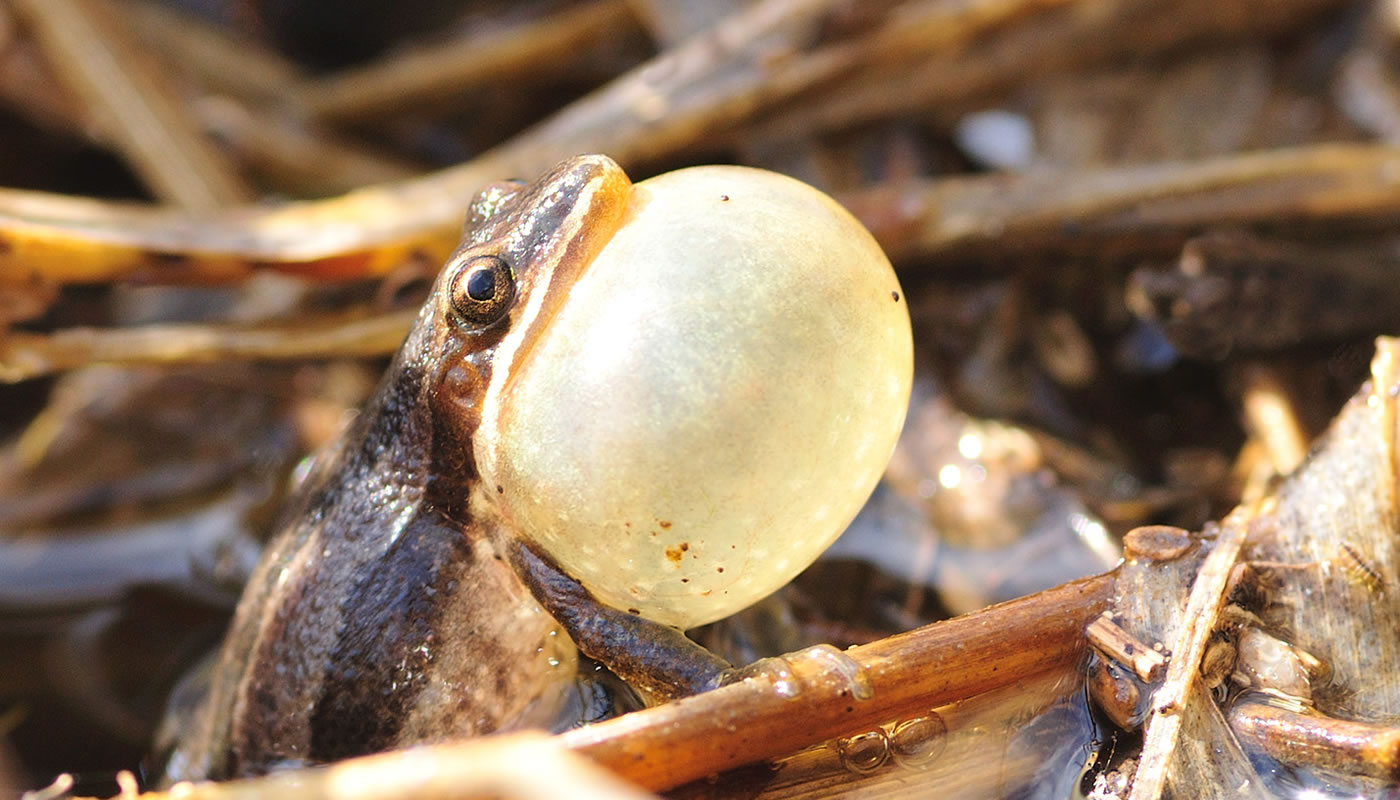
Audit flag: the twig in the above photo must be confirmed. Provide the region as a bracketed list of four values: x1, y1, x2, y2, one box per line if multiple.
[1087, 613, 1167, 683]
[121, 0, 304, 109]
[0, 0, 960, 284]
[195, 100, 421, 195]
[1129, 507, 1250, 800]
[0, 0, 1385, 286]
[149, 733, 659, 800]
[0, 19, 94, 138]
[1228, 697, 1400, 782]
[0, 29, 418, 197]
[0, 309, 415, 382]
[30, 576, 1109, 797]
[561, 573, 1113, 790]
[4, 139, 1400, 291]
[298, 1, 638, 121]
[623, 0, 752, 45]
[844, 144, 1400, 265]
[21, 773, 72, 800]
[1237, 364, 1307, 477]
[750, 0, 1344, 143]
[11, 0, 253, 209]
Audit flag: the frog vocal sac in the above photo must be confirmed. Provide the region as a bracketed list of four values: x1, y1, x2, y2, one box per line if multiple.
[164, 154, 913, 781]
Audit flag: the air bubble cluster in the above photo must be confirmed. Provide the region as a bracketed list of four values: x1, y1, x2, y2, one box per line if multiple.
[832, 712, 949, 775]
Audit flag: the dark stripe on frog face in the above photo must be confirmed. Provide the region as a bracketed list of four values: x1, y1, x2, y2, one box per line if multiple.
[307, 513, 473, 762]
[475, 159, 632, 483]
[426, 157, 631, 515]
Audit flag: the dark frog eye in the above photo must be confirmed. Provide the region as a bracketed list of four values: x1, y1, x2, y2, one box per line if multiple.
[448, 254, 516, 328]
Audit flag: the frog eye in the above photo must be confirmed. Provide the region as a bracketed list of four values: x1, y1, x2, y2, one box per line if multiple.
[448, 254, 516, 328]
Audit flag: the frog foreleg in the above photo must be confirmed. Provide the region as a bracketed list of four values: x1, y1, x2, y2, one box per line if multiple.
[509, 540, 731, 701]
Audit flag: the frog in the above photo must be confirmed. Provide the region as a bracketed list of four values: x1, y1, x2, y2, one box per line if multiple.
[164, 155, 729, 782]
[164, 153, 914, 781]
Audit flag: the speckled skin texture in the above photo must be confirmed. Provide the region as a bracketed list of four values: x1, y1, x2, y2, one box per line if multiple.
[165, 157, 633, 781]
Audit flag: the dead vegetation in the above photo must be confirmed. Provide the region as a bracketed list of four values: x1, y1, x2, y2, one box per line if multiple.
[3, 0, 1400, 797]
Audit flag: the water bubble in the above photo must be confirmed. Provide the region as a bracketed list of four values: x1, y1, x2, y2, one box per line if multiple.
[835, 729, 890, 775]
[738, 656, 802, 699]
[890, 713, 947, 768]
[805, 644, 874, 701]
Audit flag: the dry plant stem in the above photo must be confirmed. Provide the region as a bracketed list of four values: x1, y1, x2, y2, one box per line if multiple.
[482, 0, 893, 169]
[624, 0, 754, 44]
[562, 573, 1113, 791]
[754, 0, 1343, 143]
[749, 0, 1085, 140]
[0, 738, 22, 800]
[0, 0, 1368, 285]
[197, 100, 421, 195]
[1238, 364, 1307, 477]
[121, 0, 304, 108]
[5, 141, 1400, 291]
[0, 309, 415, 382]
[0, 34, 94, 137]
[30, 578, 1111, 798]
[0, 35, 417, 197]
[0, 0, 1387, 286]
[148, 733, 660, 800]
[549, 0, 1101, 169]
[10, 0, 253, 209]
[1227, 699, 1400, 782]
[1087, 613, 1167, 683]
[298, 0, 637, 121]
[21, 773, 73, 800]
[1128, 508, 1250, 800]
[0, 0, 884, 285]
[1234, 439, 1279, 506]
[846, 144, 1400, 265]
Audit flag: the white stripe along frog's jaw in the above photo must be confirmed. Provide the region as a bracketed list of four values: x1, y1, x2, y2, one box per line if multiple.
[474, 156, 634, 496]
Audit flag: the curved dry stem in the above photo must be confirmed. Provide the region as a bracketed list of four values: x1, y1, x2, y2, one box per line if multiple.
[562, 573, 1113, 790]
[0, 309, 415, 382]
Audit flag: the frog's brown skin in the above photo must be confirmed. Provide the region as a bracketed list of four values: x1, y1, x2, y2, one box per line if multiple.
[166, 156, 726, 782]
